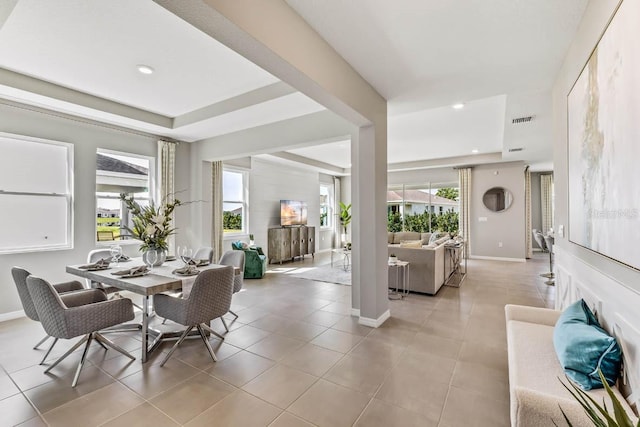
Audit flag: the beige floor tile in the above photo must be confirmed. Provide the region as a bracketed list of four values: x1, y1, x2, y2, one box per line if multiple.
[149, 372, 235, 424]
[207, 350, 275, 387]
[405, 332, 461, 360]
[320, 302, 352, 315]
[0, 369, 20, 399]
[311, 329, 362, 353]
[375, 370, 448, 422]
[398, 351, 457, 386]
[289, 379, 370, 427]
[458, 340, 508, 372]
[0, 393, 38, 426]
[280, 344, 344, 377]
[330, 316, 373, 337]
[91, 353, 143, 380]
[249, 314, 291, 333]
[303, 310, 345, 327]
[451, 361, 509, 398]
[269, 412, 315, 427]
[42, 382, 144, 427]
[323, 354, 391, 396]
[277, 321, 328, 341]
[173, 337, 242, 369]
[101, 402, 179, 427]
[354, 398, 436, 427]
[439, 386, 510, 427]
[24, 364, 115, 413]
[366, 325, 417, 348]
[119, 358, 200, 399]
[15, 416, 48, 427]
[185, 390, 281, 427]
[348, 337, 406, 367]
[246, 334, 305, 361]
[242, 365, 317, 409]
[222, 325, 272, 349]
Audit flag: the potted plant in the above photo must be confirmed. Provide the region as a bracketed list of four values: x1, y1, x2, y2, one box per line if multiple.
[120, 193, 181, 266]
[249, 234, 255, 246]
[388, 253, 398, 264]
[339, 202, 352, 244]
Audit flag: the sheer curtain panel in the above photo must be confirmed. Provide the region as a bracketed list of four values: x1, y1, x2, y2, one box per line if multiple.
[158, 140, 176, 254]
[211, 161, 224, 261]
[458, 168, 472, 254]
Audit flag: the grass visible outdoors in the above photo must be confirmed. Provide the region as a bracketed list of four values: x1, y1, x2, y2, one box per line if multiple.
[97, 217, 121, 239]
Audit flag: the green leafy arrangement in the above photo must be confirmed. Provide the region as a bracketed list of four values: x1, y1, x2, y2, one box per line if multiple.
[120, 194, 181, 251]
[556, 370, 638, 427]
[339, 202, 352, 234]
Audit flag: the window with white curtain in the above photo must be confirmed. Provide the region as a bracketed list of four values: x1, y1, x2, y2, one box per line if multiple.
[96, 149, 152, 243]
[0, 133, 73, 253]
[223, 168, 248, 234]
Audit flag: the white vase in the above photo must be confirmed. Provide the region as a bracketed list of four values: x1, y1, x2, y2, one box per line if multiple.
[142, 248, 167, 266]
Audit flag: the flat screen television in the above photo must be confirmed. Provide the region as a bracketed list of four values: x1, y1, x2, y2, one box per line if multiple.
[280, 200, 308, 226]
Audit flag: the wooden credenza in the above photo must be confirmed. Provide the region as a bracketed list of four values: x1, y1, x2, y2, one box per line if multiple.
[268, 226, 315, 264]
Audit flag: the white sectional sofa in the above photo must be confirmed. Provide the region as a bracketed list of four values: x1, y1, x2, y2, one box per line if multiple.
[505, 304, 636, 426]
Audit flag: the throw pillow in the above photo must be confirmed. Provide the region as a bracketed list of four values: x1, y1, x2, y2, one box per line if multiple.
[428, 233, 440, 244]
[553, 299, 622, 390]
[399, 240, 422, 248]
[231, 241, 243, 250]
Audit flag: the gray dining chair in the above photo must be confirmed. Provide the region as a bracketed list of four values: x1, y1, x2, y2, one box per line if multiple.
[11, 266, 107, 364]
[194, 246, 214, 263]
[26, 275, 136, 387]
[218, 250, 245, 331]
[86, 248, 119, 295]
[153, 266, 234, 367]
[543, 234, 555, 286]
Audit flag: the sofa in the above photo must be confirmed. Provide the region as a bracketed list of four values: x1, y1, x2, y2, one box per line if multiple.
[387, 231, 455, 295]
[231, 242, 267, 279]
[505, 304, 636, 426]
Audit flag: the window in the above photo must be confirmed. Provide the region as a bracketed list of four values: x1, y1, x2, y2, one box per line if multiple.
[320, 184, 331, 228]
[223, 168, 248, 234]
[0, 133, 73, 253]
[96, 149, 152, 243]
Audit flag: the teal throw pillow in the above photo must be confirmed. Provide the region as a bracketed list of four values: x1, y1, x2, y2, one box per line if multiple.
[231, 241, 243, 250]
[553, 299, 621, 390]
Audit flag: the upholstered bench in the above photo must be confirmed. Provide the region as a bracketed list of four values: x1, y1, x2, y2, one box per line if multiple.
[505, 304, 636, 426]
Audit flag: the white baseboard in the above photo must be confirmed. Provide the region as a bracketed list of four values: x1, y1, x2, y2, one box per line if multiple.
[350, 308, 360, 317]
[469, 255, 526, 263]
[358, 309, 390, 328]
[0, 310, 25, 323]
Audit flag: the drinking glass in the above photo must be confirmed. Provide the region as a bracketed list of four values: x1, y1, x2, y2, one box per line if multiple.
[110, 245, 122, 267]
[179, 247, 193, 267]
[145, 250, 157, 273]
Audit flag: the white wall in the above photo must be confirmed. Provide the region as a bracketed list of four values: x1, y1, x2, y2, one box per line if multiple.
[0, 101, 190, 317]
[553, 0, 640, 405]
[470, 162, 526, 260]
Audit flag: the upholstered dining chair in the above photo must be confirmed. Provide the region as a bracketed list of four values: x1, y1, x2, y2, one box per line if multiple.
[532, 229, 548, 252]
[218, 250, 245, 331]
[86, 248, 119, 295]
[11, 266, 105, 364]
[26, 275, 135, 387]
[194, 246, 214, 263]
[153, 266, 234, 367]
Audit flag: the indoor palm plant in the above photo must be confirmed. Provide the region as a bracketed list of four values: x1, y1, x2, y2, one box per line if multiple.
[120, 194, 181, 265]
[339, 202, 352, 247]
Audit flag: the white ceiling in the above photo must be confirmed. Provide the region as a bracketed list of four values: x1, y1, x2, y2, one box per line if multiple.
[0, 0, 588, 171]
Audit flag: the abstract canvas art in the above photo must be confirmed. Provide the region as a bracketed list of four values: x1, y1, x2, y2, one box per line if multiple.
[568, 0, 640, 270]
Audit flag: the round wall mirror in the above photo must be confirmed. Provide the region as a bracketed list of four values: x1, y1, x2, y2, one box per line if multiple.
[482, 187, 513, 212]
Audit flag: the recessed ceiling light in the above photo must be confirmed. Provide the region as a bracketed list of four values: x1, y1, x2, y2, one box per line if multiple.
[452, 103, 465, 110]
[136, 65, 154, 75]
[471, 149, 479, 154]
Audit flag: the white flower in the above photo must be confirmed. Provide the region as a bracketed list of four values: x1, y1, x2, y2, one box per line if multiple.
[152, 214, 165, 226]
[145, 224, 155, 236]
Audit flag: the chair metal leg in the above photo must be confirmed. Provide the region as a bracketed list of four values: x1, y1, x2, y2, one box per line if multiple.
[221, 317, 229, 332]
[196, 324, 217, 363]
[229, 310, 239, 319]
[33, 334, 50, 350]
[201, 323, 226, 340]
[94, 333, 135, 360]
[160, 327, 193, 367]
[96, 338, 108, 351]
[44, 335, 89, 374]
[40, 337, 59, 365]
[72, 333, 94, 387]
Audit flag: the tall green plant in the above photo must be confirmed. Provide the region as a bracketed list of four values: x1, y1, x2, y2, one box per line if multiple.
[555, 370, 639, 427]
[339, 202, 352, 234]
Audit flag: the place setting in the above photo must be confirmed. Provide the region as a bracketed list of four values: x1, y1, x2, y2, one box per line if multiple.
[172, 247, 203, 276]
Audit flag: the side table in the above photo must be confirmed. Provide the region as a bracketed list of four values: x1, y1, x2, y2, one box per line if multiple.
[388, 261, 409, 300]
[444, 243, 466, 287]
[331, 248, 351, 272]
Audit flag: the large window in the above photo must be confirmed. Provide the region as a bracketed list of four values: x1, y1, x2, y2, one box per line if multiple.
[96, 149, 152, 243]
[0, 133, 73, 253]
[320, 184, 331, 228]
[387, 183, 460, 234]
[223, 168, 248, 234]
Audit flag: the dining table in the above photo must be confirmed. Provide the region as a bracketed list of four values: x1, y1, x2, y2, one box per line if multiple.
[66, 257, 239, 363]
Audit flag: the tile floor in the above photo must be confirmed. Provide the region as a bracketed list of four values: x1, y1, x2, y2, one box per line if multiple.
[0, 252, 554, 426]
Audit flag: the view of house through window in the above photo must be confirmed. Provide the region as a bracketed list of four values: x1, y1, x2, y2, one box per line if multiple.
[223, 168, 247, 234]
[387, 183, 460, 235]
[96, 150, 151, 242]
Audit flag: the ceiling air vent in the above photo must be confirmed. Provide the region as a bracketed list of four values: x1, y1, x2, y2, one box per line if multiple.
[512, 116, 534, 124]
[508, 148, 524, 153]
